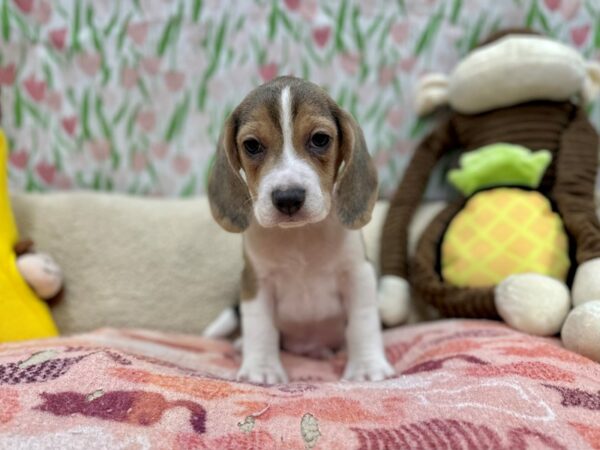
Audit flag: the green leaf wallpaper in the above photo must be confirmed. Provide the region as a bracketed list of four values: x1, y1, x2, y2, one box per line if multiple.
[0, 0, 599, 197]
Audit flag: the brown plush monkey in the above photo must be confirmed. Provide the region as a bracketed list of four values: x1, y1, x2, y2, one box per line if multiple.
[378, 29, 600, 360]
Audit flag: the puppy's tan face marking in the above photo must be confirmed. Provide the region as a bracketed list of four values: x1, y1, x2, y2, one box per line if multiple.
[234, 79, 342, 228]
[208, 76, 378, 232]
[293, 110, 340, 193]
[235, 105, 283, 199]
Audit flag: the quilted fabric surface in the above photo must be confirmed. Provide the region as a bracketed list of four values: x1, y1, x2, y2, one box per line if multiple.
[0, 320, 599, 449]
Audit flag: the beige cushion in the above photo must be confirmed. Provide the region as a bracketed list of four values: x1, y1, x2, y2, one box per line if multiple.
[14, 192, 600, 335]
[12, 193, 416, 335]
[12, 193, 243, 335]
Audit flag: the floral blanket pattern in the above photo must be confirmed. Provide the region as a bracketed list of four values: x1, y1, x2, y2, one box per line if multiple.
[1, 0, 599, 198]
[0, 320, 599, 449]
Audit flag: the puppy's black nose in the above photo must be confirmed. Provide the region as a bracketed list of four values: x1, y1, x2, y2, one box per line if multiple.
[272, 188, 306, 216]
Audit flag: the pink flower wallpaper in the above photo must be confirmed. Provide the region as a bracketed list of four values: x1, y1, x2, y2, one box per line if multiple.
[0, 0, 598, 197]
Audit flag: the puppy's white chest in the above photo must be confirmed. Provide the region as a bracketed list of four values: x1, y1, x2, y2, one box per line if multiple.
[263, 246, 346, 354]
[244, 219, 364, 355]
[274, 266, 345, 339]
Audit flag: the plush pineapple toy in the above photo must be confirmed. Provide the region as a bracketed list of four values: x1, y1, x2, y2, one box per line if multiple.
[0, 128, 61, 341]
[379, 29, 600, 362]
[441, 143, 571, 288]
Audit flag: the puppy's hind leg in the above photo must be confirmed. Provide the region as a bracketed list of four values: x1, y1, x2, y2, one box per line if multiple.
[202, 306, 240, 338]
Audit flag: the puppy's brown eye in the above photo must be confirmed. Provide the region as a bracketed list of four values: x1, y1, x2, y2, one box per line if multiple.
[309, 133, 330, 151]
[243, 139, 263, 156]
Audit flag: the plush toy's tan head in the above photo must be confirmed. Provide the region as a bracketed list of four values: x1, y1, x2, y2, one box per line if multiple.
[416, 30, 600, 116]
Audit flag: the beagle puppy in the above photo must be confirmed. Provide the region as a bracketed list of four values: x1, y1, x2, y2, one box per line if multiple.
[207, 76, 394, 383]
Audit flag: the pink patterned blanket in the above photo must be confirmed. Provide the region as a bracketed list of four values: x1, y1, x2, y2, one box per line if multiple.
[0, 320, 599, 449]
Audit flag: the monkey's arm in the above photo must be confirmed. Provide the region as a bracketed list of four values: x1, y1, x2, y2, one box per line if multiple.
[378, 118, 459, 325]
[553, 107, 600, 306]
[380, 117, 459, 279]
[553, 107, 600, 264]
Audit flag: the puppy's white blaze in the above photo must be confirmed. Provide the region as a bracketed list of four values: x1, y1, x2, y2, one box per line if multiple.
[279, 86, 294, 163]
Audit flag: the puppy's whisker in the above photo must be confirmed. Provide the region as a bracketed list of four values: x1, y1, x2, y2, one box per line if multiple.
[242, 196, 255, 208]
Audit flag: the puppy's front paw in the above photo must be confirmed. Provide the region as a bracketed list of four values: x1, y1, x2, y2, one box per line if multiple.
[237, 359, 288, 385]
[342, 357, 395, 382]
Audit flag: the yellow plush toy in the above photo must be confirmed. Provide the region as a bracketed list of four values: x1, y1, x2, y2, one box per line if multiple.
[1, 129, 60, 341]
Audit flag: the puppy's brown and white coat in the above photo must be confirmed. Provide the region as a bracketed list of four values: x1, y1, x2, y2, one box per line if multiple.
[207, 77, 393, 383]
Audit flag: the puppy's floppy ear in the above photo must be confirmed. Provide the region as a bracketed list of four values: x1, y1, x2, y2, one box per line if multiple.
[334, 109, 378, 229]
[207, 115, 252, 233]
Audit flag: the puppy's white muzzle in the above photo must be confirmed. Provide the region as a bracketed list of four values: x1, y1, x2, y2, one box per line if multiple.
[254, 160, 330, 228]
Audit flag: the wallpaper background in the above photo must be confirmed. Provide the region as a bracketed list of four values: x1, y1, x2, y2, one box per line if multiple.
[0, 0, 599, 198]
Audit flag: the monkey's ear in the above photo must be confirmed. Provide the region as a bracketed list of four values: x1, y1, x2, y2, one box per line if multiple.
[415, 73, 449, 116]
[207, 116, 252, 233]
[583, 61, 600, 104]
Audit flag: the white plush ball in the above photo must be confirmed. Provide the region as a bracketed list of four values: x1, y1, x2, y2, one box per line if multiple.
[495, 273, 570, 336]
[16, 253, 63, 299]
[562, 300, 600, 363]
[572, 258, 600, 307]
[378, 275, 411, 327]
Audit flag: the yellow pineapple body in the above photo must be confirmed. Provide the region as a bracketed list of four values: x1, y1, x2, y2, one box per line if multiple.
[441, 188, 570, 287]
